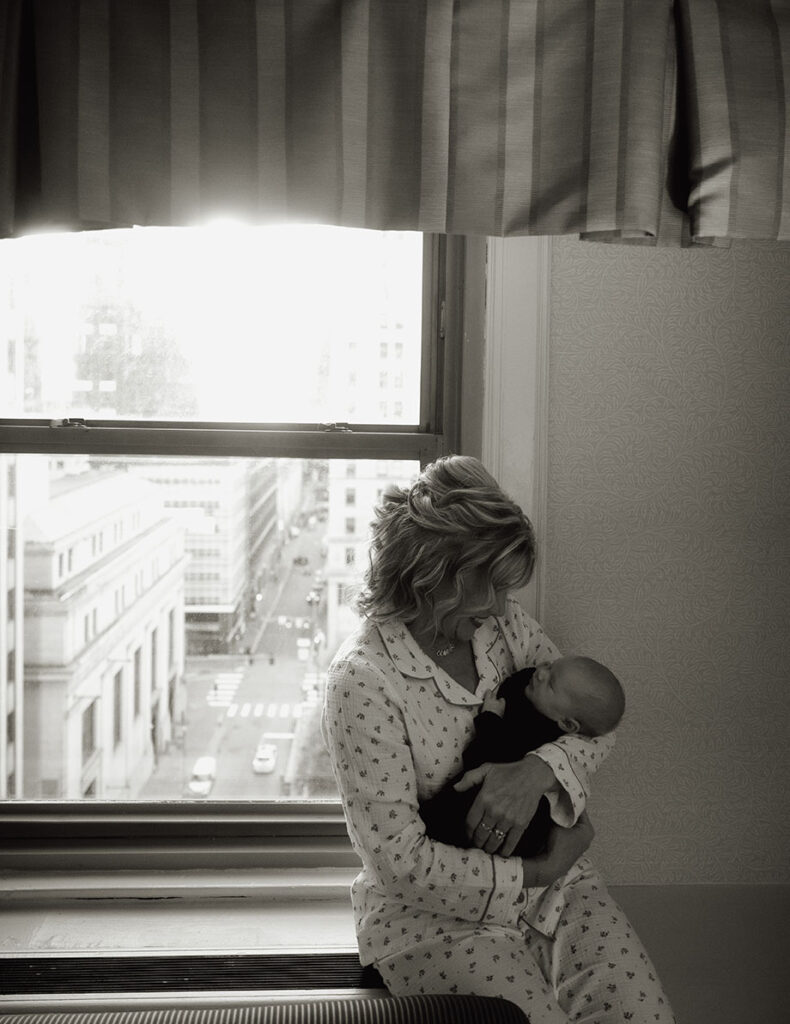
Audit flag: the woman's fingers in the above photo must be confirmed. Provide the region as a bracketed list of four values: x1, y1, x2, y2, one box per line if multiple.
[466, 783, 518, 852]
[499, 825, 525, 857]
[471, 817, 507, 853]
[453, 763, 491, 792]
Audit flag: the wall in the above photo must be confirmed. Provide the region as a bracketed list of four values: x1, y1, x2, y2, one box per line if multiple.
[543, 237, 790, 885]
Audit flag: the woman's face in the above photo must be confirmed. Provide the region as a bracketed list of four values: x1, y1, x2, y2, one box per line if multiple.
[437, 572, 509, 642]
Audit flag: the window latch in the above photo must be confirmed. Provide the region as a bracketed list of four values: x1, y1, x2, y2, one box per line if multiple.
[320, 422, 352, 433]
[50, 417, 88, 429]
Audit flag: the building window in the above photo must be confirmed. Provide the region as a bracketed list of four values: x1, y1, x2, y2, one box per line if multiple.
[345, 487, 356, 506]
[168, 608, 175, 667]
[133, 647, 142, 717]
[344, 547, 356, 566]
[81, 700, 97, 765]
[151, 628, 158, 691]
[345, 517, 355, 535]
[113, 670, 123, 747]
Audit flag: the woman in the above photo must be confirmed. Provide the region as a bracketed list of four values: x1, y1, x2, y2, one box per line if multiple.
[321, 455, 675, 1023]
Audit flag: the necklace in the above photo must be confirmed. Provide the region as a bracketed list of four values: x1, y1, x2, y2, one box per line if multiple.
[435, 639, 456, 657]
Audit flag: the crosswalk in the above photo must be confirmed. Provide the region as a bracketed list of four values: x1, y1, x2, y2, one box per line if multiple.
[205, 669, 319, 721]
[226, 701, 303, 720]
[206, 671, 244, 708]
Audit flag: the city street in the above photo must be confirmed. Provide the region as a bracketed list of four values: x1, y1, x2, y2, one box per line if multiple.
[141, 522, 330, 801]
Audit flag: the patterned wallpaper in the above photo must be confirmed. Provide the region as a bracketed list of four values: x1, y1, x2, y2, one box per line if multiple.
[544, 237, 790, 884]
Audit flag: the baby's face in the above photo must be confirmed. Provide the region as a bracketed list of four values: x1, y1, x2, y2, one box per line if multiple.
[525, 658, 583, 726]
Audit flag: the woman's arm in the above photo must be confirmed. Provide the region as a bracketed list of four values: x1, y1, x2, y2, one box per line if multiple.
[529, 731, 616, 826]
[321, 654, 528, 929]
[524, 811, 595, 887]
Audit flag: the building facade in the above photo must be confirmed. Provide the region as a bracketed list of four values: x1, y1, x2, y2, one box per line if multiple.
[22, 464, 186, 798]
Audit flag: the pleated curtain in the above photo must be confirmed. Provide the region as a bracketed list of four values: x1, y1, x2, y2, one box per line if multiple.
[1, 0, 789, 245]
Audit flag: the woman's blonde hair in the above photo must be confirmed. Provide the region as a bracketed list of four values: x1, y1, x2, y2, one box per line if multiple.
[357, 455, 536, 629]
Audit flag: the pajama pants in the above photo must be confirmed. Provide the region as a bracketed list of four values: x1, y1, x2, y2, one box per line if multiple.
[375, 864, 675, 1024]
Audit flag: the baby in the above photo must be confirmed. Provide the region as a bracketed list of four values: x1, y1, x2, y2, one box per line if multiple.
[419, 655, 625, 857]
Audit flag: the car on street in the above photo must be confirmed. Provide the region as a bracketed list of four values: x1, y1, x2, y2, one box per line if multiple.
[292, 555, 309, 566]
[185, 756, 216, 798]
[252, 740, 278, 774]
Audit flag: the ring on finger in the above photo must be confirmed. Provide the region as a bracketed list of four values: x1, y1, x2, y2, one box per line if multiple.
[492, 828, 507, 839]
[479, 821, 492, 832]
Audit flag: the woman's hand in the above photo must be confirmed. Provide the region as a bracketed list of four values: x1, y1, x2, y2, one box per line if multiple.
[454, 754, 556, 856]
[526, 811, 595, 888]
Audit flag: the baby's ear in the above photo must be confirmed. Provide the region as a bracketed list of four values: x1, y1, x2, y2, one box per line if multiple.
[558, 716, 581, 734]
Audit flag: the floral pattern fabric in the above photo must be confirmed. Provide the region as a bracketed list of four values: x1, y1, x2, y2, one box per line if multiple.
[321, 598, 616, 964]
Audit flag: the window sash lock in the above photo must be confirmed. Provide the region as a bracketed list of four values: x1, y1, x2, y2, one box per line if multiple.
[50, 417, 88, 429]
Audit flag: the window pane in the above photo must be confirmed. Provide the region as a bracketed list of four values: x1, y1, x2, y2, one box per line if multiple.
[1, 454, 418, 801]
[1, 225, 423, 424]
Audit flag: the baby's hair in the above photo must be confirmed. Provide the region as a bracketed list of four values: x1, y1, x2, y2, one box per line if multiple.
[569, 657, 625, 736]
[357, 455, 536, 632]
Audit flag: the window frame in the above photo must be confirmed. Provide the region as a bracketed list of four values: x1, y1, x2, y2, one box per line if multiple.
[0, 232, 484, 869]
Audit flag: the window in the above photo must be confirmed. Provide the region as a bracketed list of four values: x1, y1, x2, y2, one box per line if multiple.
[0, 223, 475, 864]
[168, 608, 175, 668]
[113, 669, 123, 747]
[133, 647, 142, 718]
[81, 700, 97, 765]
[151, 628, 158, 691]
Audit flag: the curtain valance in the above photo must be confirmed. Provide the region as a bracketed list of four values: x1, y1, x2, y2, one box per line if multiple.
[1, 0, 788, 245]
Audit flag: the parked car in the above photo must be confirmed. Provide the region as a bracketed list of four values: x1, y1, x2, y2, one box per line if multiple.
[186, 756, 216, 798]
[292, 555, 309, 566]
[252, 741, 278, 774]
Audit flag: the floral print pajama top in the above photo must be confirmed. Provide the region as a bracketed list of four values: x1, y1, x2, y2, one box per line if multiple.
[321, 597, 615, 967]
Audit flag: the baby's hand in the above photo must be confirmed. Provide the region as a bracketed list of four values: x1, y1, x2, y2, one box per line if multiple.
[482, 689, 506, 716]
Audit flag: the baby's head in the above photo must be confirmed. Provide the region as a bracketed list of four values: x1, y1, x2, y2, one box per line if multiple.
[526, 656, 625, 736]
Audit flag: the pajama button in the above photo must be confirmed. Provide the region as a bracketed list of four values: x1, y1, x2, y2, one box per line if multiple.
[516, 891, 525, 903]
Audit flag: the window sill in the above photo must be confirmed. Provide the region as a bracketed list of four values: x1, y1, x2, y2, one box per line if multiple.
[2, 865, 359, 902]
[1, 866, 359, 956]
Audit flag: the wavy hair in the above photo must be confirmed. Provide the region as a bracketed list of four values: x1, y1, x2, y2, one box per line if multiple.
[356, 455, 536, 632]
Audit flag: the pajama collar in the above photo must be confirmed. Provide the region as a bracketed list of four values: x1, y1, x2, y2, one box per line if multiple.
[376, 617, 503, 707]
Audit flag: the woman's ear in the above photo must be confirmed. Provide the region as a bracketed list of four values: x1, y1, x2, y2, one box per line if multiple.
[558, 716, 581, 734]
